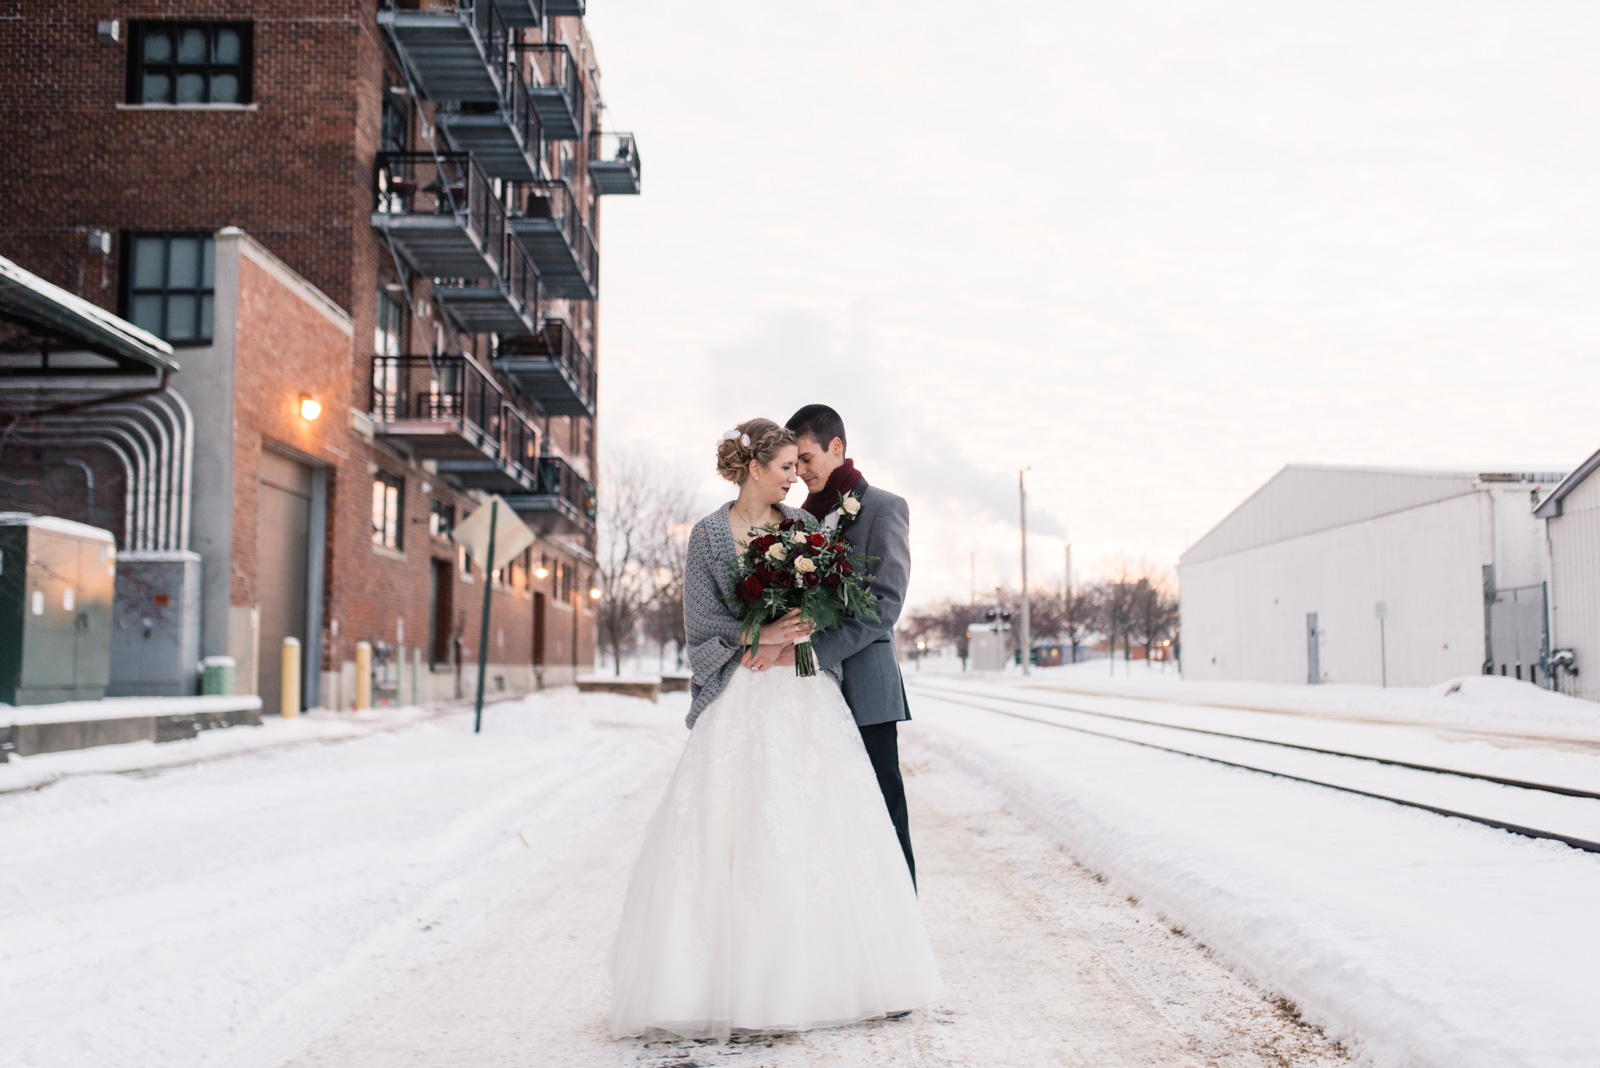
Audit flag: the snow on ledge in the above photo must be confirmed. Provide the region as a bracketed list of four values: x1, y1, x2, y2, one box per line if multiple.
[0, 694, 263, 729]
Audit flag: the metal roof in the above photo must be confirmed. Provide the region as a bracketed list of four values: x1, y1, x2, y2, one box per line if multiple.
[1182, 463, 1567, 567]
[1534, 446, 1600, 519]
[0, 253, 177, 372]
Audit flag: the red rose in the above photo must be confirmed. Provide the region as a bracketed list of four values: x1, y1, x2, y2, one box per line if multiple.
[838, 560, 852, 575]
[751, 534, 776, 553]
[755, 564, 777, 584]
[808, 532, 826, 548]
[822, 573, 842, 588]
[739, 575, 765, 602]
[770, 569, 794, 589]
[803, 572, 821, 588]
[777, 519, 796, 531]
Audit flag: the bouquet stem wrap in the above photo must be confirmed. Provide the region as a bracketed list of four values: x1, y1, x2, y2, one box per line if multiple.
[792, 632, 817, 677]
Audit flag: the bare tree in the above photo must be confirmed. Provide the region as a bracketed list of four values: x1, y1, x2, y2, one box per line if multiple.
[1128, 559, 1180, 663]
[1061, 583, 1100, 663]
[595, 451, 695, 676]
[640, 504, 695, 672]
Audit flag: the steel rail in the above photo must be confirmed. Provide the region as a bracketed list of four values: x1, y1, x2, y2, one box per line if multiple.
[909, 684, 1600, 801]
[911, 689, 1600, 856]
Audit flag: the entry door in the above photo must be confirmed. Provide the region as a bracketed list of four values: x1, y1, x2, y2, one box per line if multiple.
[1488, 583, 1548, 684]
[258, 451, 313, 715]
[532, 591, 546, 666]
[430, 558, 452, 664]
[1306, 612, 1320, 684]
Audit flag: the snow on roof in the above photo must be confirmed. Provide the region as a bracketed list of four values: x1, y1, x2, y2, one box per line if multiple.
[1181, 463, 1566, 568]
[0, 253, 177, 372]
[0, 513, 117, 543]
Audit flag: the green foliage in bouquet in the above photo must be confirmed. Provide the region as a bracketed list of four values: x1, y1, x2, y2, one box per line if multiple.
[720, 515, 881, 676]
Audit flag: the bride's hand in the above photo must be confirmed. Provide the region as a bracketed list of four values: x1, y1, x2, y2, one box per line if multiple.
[742, 640, 789, 672]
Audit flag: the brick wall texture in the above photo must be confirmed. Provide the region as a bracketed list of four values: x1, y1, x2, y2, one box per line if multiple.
[0, 3, 604, 698]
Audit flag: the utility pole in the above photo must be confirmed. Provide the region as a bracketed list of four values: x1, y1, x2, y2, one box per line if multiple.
[1019, 469, 1030, 676]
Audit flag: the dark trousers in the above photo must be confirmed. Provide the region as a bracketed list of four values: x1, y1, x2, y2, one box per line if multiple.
[858, 720, 915, 888]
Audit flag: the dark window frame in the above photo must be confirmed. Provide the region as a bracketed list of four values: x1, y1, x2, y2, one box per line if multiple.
[127, 21, 254, 105]
[372, 470, 406, 551]
[119, 231, 216, 346]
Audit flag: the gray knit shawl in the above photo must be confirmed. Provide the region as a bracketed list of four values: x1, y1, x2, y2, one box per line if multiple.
[683, 501, 838, 728]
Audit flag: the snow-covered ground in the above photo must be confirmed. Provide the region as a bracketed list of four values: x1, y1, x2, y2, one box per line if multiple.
[6, 669, 1595, 1067]
[5, 686, 1344, 1068]
[905, 668, 1600, 1067]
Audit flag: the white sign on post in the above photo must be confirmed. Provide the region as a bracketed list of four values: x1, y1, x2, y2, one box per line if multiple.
[452, 495, 535, 574]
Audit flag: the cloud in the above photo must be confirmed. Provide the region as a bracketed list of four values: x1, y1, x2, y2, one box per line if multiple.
[698, 306, 1066, 540]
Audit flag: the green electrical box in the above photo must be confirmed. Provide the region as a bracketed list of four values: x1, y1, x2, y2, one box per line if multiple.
[0, 514, 117, 705]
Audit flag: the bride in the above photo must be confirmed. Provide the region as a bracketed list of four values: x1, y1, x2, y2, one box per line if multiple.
[609, 418, 943, 1040]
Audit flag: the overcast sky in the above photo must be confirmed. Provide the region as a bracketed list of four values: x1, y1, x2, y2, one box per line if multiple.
[583, 1, 1600, 608]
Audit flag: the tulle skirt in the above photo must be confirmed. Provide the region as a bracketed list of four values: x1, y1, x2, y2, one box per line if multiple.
[609, 665, 943, 1039]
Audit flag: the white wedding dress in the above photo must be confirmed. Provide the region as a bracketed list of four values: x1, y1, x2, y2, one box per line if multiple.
[609, 665, 943, 1040]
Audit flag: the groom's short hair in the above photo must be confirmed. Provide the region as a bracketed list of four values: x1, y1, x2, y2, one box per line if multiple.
[786, 405, 847, 453]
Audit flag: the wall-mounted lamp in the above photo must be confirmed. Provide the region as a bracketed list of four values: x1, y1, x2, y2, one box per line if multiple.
[299, 394, 322, 421]
[535, 566, 549, 579]
[589, 586, 601, 601]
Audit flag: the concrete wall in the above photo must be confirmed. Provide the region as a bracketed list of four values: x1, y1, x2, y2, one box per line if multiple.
[1547, 471, 1600, 701]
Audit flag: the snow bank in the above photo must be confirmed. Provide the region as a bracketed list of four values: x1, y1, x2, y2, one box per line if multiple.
[984, 661, 1600, 741]
[906, 696, 1600, 1068]
[0, 687, 687, 1068]
[0, 693, 262, 728]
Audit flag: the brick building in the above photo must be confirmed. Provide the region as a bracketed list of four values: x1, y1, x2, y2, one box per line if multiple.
[0, 2, 641, 706]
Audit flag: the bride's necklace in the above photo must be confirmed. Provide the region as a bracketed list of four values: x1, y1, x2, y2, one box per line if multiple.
[730, 501, 774, 538]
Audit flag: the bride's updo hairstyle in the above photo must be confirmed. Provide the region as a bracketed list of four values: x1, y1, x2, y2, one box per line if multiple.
[715, 418, 795, 484]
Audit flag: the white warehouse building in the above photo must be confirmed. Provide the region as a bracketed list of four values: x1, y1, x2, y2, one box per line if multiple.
[1534, 447, 1600, 701]
[1179, 465, 1565, 689]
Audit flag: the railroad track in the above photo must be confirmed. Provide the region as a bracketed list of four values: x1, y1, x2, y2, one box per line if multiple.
[908, 683, 1600, 855]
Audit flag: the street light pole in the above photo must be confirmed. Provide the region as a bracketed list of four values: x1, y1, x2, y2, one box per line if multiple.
[1019, 469, 1030, 676]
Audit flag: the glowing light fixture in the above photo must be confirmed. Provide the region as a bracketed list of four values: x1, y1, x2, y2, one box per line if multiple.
[589, 586, 602, 600]
[299, 394, 322, 421]
[535, 566, 549, 579]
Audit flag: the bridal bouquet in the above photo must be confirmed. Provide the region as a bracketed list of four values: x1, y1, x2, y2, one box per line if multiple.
[723, 517, 879, 676]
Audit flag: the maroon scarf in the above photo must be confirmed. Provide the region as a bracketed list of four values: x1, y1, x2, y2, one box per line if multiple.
[800, 458, 864, 519]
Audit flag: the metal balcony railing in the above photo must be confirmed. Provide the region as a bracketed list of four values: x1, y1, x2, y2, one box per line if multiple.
[436, 61, 545, 181]
[369, 354, 504, 461]
[433, 231, 541, 337]
[519, 42, 587, 140]
[494, 315, 595, 417]
[491, 0, 544, 29]
[506, 454, 595, 534]
[373, 152, 505, 279]
[507, 178, 597, 299]
[588, 131, 641, 195]
[378, 0, 510, 104]
[544, 0, 585, 15]
[500, 401, 541, 483]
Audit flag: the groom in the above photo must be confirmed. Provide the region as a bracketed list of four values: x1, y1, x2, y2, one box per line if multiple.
[787, 404, 916, 886]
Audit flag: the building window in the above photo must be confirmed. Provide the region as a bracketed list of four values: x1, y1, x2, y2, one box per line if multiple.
[382, 83, 409, 153]
[372, 471, 404, 550]
[124, 233, 214, 344]
[128, 22, 253, 105]
[429, 499, 454, 540]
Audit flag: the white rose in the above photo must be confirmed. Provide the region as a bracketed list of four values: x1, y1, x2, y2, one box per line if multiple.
[794, 556, 816, 574]
[791, 530, 808, 544]
[765, 543, 787, 562]
[840, 495, 861, 516]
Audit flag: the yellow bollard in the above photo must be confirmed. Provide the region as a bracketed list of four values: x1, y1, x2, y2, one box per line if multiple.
[355, 640, 373, 710]
[281, 637, 301, 718]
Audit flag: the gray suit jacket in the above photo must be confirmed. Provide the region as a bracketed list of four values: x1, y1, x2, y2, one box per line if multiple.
[810, 479, 911, 727]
